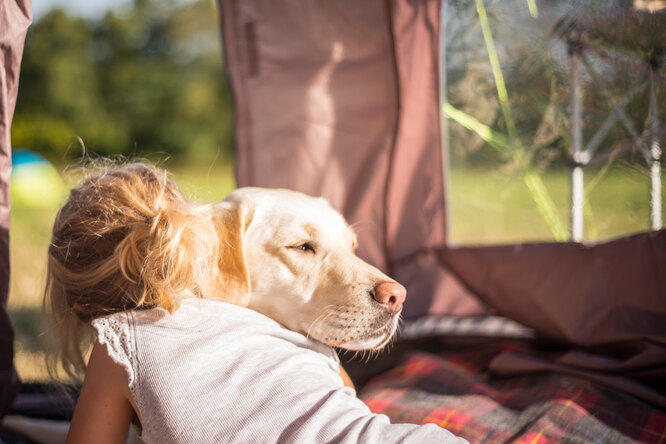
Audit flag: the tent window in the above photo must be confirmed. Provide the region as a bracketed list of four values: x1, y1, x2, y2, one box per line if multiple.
[441, 0, 665, 245]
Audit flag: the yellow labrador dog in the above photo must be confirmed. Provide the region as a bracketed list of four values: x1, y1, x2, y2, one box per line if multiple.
[208, 187, 406, 351]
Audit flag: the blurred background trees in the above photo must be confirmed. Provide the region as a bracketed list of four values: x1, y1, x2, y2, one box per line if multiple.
[12, 0, 234, 165]
[9, 0, 237, 382]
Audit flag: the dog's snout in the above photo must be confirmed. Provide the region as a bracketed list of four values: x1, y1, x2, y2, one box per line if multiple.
[371, 281, 406, 314]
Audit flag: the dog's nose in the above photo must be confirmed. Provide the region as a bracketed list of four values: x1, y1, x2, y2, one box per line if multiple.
[371, 281, 406, 314]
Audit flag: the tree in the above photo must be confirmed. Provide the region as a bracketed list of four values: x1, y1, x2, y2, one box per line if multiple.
[12, 0, 235, 165]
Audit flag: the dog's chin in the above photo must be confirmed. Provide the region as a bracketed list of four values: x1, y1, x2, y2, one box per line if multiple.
[334, 315, 400, 351]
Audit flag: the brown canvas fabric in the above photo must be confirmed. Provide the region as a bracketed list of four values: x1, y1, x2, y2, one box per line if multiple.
[0, 0, 32, 418]
[439, 230, 666, 348]
[384, 0, 487, 318]
[218, 0, 486, 318]
[439, 230, 666, 405]
[220, 0, 399, 272]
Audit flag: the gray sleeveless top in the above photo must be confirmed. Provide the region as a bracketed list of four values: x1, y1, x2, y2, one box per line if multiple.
[92, 299, 466, 443]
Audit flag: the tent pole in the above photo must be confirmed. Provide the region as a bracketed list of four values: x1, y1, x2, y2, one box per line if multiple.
[439, 0, 451, 242]
[569, 36, 584, 242]
[649, 64, 662, 230]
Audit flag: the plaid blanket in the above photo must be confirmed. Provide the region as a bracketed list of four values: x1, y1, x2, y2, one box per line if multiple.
[359, 343, 666, 443]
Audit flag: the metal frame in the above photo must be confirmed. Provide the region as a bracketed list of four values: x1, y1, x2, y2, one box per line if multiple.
[566, 25, 663, 240]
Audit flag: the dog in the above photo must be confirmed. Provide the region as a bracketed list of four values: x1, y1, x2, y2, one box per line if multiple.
[206, 187, 407, 351]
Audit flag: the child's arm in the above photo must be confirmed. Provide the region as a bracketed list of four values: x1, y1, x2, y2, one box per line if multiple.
[67, 341, 136, 444]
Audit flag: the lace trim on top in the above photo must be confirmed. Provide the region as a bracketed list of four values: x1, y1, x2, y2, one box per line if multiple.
[92, 314, 136, 390]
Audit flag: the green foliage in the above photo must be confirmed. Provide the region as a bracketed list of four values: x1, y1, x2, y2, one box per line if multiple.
[13, 0, 234, 164]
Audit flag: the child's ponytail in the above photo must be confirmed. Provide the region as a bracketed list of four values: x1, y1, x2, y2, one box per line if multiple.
[45, 163, 218, 380]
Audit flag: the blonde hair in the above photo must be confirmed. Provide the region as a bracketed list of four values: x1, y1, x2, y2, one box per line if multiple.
[45, 162, 219, 381]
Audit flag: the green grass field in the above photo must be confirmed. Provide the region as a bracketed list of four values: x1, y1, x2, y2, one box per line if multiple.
[7, 164, 662, 381]
[447, 165, 660, 244]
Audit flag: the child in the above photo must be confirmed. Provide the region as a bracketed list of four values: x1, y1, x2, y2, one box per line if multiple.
[46, 163, 467, 443]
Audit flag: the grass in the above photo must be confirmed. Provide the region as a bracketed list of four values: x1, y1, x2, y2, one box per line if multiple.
[447, 164, 662, 245]
[7, 163, 662, 382]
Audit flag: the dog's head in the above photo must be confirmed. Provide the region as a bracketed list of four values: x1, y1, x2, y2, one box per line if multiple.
[208, 187, 406, 351]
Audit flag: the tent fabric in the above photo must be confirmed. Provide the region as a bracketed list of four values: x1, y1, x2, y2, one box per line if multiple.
[218, 0, 666, 406]
[439, 230, 666, 348]
[0, 0, 31, 419]
[218, 0, 486, 319]
[439, 230, 666, 406]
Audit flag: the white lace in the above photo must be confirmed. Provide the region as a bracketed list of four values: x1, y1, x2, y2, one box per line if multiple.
[92, 314, 136, 388]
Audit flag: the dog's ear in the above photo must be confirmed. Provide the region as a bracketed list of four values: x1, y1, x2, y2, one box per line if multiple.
[209, 202, 252, 307]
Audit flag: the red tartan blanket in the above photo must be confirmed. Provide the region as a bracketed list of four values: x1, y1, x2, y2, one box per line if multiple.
[359, 344, 666, 443]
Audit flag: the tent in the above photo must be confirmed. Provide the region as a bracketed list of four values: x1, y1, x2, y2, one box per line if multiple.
[1, 0, 665, 440]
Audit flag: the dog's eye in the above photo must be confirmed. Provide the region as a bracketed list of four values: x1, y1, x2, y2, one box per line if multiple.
[297, 242, 316, 254]
[287, 242, 316, 254]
